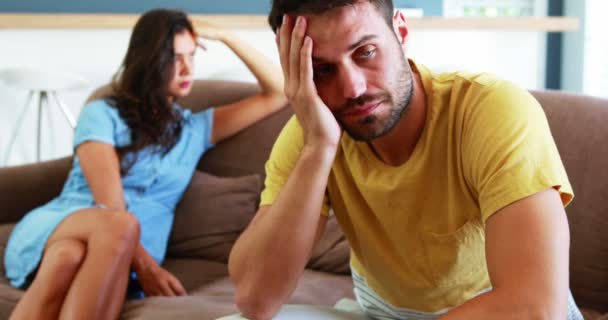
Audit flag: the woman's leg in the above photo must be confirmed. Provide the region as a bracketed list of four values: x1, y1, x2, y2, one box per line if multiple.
[53, 208, 140, 320]
[10, 208, 140, 320]
[9, 239, 86, 320]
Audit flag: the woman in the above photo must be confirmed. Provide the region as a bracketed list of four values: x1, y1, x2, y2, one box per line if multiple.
[4, 9, 286, 320]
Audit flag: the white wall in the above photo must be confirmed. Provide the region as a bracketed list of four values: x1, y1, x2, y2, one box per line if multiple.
[561, 0, 608, 98]
[0, 27, 546, 166]
[561, 0, 586, 93]
[581, 0, 608, 98]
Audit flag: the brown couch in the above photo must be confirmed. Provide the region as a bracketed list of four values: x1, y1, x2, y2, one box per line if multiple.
[0, 80, 606, 319]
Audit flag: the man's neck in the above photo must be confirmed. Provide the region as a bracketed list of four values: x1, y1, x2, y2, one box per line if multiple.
[367, 71, 427, 166]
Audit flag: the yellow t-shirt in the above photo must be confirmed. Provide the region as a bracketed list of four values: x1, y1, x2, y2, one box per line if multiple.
[260, 61, 573, 312]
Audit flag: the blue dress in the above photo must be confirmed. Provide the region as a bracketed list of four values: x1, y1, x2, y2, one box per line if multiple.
[4, 99, 214, 289]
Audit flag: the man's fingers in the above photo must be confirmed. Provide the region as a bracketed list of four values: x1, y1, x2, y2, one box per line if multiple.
[278, 14, 292, 84]
[289, 16, 306, 94]
[300, 36, 316, 95]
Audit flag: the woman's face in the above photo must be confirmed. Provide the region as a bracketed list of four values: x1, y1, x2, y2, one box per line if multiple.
[168, 30, 197, 99]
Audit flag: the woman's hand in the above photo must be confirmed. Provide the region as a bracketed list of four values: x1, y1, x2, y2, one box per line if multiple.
[193, 20, 228, 50]
[136, 262, 187, 297]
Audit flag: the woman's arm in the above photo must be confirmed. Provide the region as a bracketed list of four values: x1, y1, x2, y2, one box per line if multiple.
[77, 142, 125, 210]
[77, 142, 186, 296]
[194, 22, 288, 144]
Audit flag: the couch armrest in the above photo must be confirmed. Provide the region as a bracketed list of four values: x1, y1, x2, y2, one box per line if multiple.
[0, 157, 71, 223]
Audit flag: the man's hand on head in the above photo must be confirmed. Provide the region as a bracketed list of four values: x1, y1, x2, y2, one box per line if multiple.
[278, 15, 343, 151]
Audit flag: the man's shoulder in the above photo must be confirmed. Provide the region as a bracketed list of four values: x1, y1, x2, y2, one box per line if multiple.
[279, 114, 304, 138]
[431, 69, 533, 106]
[433, 69, 505, 91]
[269, 114, 305, 159]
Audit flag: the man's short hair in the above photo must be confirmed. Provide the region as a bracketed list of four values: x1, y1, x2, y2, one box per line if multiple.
[268, 0, 395, 33]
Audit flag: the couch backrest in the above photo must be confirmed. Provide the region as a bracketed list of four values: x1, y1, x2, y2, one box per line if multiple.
[531, 90, 608, 313]
[197, 108, 292, 177]
[86, 80, 293, 178]
[87, 80, 261, 113]
[0, 157, 72, 224]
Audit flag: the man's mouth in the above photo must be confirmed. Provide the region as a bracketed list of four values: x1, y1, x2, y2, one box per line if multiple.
[340, 101, 382, 118]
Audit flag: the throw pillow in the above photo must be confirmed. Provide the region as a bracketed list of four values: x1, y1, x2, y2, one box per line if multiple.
[167, 171, 262, 263]
[307, 214, 351, 275]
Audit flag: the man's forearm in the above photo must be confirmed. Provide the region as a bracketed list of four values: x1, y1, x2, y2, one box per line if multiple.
[437, 288, 566, 320]
[229, 145, 336, 319]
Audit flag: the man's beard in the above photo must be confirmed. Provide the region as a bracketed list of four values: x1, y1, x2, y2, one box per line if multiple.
[336, 53, 414, 141]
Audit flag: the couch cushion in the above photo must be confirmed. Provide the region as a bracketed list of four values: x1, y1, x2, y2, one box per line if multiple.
[189, 269, 355, 307]
[121, 295, 238, 320]
[0, 228, 22, 320]
[0, 283, 21, 319]
[307, 216, 351, 275]
[0, 224, 16, 283]
[167, 171, 262, 263]
[288, 270, 355, 306]
[197, 107, 293, 178]
[162, 258, 230, 292]
[0, 157, 71, 224]
[531, 90, 608, 313]
[123, 266, 354, 320]
[580, 308, 608, 320]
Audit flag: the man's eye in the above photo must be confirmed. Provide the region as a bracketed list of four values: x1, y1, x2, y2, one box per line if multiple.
[314, 65, 334, 78]
[360, 49, 375, 59]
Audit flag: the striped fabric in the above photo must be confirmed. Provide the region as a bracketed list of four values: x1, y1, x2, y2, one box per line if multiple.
[352, 270, 584, 320]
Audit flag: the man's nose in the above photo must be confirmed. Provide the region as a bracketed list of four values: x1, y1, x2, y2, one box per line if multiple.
[338, 64, 366, 99]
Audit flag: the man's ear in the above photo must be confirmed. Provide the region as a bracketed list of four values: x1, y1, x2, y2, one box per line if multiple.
[392, 10, 409, 45]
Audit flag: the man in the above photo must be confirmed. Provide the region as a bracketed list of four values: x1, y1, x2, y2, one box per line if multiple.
[227, 0, 584, 319]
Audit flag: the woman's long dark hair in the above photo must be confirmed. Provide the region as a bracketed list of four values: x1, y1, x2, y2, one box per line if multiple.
[109, 9, 196, 175]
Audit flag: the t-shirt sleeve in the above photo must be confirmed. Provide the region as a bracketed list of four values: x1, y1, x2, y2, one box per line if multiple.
[73, 100, 118, 149]
[191, 108, 215, 152]
[260, 116, 331, 217]
[462, 80, 573, 223]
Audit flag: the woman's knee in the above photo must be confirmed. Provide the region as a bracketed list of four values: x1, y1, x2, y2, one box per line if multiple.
[97, 210, 141, 252]
[43, 239, 86, 274]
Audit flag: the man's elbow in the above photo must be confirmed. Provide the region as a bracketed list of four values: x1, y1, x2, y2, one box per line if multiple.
[489, 287, 567, 320]
[229, 258, 280, 319]
[234, 286, 283, 320]
[514, 297, 567, 320]
[524, 306, 566, 320]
